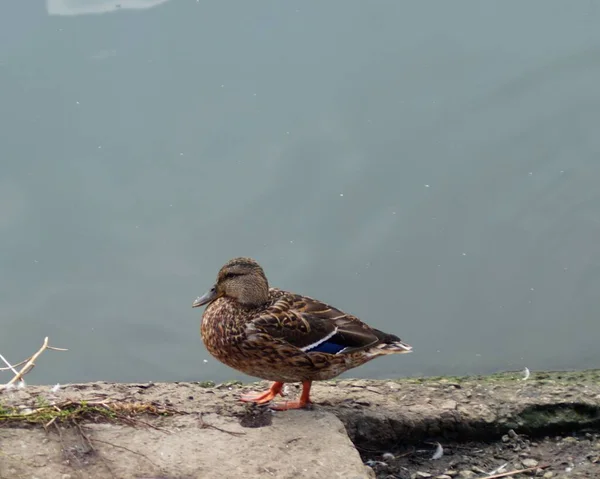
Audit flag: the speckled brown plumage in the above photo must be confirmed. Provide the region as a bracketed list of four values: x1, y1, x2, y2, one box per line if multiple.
[192, 257, 412, 409]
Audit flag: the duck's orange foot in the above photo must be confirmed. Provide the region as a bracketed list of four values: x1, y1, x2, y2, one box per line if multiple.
[269, 399, 312, 411]
[269, 380, 313, 411]
[240, 381, 284, 405]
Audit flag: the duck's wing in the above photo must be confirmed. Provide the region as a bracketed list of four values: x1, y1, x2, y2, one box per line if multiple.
[248, 292, 399, 354]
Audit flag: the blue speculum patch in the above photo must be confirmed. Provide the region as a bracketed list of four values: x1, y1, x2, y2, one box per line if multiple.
[306, 341, 346, 354]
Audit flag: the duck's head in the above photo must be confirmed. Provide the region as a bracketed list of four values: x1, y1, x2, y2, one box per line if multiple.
[192, 257, 269, 308]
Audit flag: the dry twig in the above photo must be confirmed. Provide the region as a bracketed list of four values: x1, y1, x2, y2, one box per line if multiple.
[0, 357, 30, 372]
[86, 435, 158, 467]
[199, 413, 246, 436]
[481, 464, 548, 479]
[1, 398, 184, 428]
[0, 337, 68, 390]
[0, 353, 22, 377]
[75, 423, 117, 479]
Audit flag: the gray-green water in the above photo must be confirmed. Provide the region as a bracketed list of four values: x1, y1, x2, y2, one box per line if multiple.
[1, 1, 599, 385]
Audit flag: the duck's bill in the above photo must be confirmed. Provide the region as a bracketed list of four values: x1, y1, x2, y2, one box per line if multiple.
[192, 287, 217, 308]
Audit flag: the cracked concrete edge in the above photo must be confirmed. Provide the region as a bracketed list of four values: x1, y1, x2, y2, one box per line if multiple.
[1, 369, 599, 478]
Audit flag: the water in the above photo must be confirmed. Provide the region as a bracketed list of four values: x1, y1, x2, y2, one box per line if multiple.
[1, 1, 599, 385]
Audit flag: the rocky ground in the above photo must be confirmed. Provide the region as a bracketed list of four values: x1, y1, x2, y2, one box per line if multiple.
[362, 431, 600, 479]
[1, 369, 599, 478]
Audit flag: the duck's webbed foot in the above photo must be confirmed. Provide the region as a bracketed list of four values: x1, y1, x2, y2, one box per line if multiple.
[240, 381, 284, 405]
[269, 381, 312, 410]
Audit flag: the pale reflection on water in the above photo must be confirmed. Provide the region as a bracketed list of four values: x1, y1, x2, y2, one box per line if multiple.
[47, 0, 169, 16]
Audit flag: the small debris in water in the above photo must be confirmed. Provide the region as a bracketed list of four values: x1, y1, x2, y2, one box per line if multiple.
[431, 442, 444, 460]
[50, 383, 61, 393]
[488, 462, 508, 475]
[522, 367, 531, 381]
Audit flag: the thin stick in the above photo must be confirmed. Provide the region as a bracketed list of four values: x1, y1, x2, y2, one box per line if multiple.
[199, 413, 246, 436]
[481, 464, 548, 479]
[5, 337, 49, 386]
[76, 423, 117, 479]
[1, 337, 68, 389]
[0, 353, 24, 379]
[0, 347, 67, 371]
[119, 414, 171, 433]
[0, 358, 29, 371]
[87, 436, 158, 467]
[44, 416, 58, 429]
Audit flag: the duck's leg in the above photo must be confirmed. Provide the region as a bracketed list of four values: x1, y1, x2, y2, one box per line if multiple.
[270, 381, 312, 410]
[240, 381, 284, 404]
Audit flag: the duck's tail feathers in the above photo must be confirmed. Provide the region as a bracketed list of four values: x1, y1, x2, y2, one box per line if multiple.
[366, 333, 413, 357]
[376, 339, 412, 354]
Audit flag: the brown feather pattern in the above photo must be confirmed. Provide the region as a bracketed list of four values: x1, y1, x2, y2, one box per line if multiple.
[197, 258, 412, 384]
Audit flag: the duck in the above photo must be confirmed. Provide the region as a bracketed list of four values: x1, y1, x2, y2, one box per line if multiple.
[192, 257, 412, 410]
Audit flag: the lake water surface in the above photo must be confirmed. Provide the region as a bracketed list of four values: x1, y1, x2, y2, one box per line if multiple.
[1, 1, 600, 385]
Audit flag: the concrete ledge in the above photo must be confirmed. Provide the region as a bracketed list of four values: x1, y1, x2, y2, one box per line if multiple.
[329, 370, 600, 449]
[1, 369, 600, 479]
[1, 410, 371, 479]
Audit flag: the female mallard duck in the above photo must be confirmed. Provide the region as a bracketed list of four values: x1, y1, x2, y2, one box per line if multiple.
[192, 257, 412, 410]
